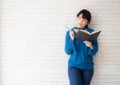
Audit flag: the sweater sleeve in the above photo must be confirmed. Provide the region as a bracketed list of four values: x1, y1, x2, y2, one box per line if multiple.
[64, 31, 76, 55]
[88, 39, 98, 57]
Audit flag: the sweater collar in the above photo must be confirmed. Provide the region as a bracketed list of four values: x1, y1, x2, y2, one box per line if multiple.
[74, 27, 87, 30]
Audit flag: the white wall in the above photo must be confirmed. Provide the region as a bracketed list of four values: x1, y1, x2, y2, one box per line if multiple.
[0, 0, 120, 85]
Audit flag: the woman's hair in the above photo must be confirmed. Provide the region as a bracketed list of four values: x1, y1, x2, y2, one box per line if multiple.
[76, 9, 91, 28]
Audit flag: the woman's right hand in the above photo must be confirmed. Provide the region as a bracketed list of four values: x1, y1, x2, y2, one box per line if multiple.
[69, 30, 74, 40]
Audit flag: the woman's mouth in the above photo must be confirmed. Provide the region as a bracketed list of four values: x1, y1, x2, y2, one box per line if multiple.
[78, 23, 82, 26]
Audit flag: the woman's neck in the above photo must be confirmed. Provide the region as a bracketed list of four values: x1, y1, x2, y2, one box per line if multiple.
[75, 26, 87, 30]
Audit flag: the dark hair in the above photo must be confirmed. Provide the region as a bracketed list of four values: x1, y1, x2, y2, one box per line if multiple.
[76, 9, 91, 28]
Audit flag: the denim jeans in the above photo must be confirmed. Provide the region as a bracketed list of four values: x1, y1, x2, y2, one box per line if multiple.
[68, 66, 94, 85]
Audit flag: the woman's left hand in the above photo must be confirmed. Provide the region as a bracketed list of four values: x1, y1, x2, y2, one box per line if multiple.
[83, 41, 93, 49]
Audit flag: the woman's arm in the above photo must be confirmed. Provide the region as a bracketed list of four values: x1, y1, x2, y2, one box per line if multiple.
[84, 40, 98, 56]
[64, 30, 76, 55]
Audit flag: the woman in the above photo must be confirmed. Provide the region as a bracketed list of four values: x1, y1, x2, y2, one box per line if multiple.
[64, 9, 99, 85]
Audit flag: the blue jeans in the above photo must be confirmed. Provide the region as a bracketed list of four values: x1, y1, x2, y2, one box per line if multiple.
[68, 66, 94, 85]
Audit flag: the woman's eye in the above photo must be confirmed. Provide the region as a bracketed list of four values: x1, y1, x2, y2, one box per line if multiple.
[83, 20, 87, 22]
[83, 20, 86, 22]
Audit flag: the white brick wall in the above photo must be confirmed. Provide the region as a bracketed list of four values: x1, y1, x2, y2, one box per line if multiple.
[0, 0, 120, 85]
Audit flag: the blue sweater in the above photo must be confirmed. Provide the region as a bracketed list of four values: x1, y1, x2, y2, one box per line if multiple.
[64, 27, 98, 70]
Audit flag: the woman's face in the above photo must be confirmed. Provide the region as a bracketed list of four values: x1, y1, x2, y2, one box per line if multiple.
[77, 14, 89, 28]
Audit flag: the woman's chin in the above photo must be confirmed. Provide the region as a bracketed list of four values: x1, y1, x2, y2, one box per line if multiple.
[77, 25, 84, 28]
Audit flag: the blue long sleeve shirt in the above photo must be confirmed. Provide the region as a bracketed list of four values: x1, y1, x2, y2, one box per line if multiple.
[64, 27, 98, 70]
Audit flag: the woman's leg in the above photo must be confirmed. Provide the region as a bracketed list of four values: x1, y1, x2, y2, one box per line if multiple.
[68, 66, 83, 85]
[82, 69, 94, 85]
